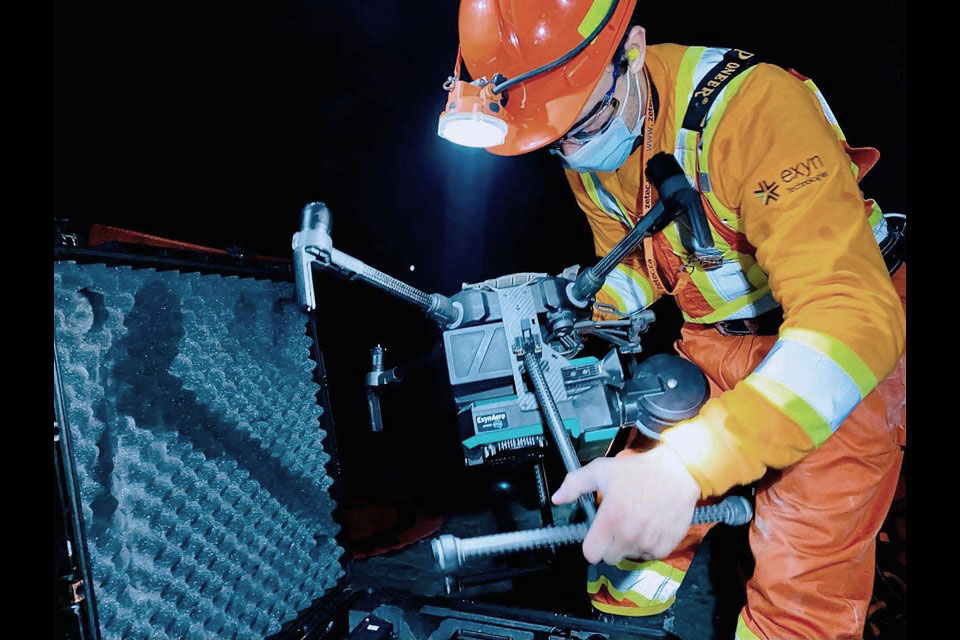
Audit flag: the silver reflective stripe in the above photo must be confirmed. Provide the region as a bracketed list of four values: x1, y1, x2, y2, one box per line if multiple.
[689, 48, 728, 104]
[810, 86, 840, 127]
[672, 140, 697, 189]
[603, 265, 651, 312]
[720, 291, 780, 322]
[704, 260, 756, 303]
[698, 172, 712, 192]
[590, 562, 681, 604]
[674, 48, 729, 190]
[590, 172, 632, 228]
[873, 216, 889, 244]
[753, 338, 862, 430]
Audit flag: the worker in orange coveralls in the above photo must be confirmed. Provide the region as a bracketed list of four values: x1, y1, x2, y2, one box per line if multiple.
[436, 1, 906, 638]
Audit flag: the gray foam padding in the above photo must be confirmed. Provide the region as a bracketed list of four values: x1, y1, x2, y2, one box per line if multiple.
[54, 262, 345, 640]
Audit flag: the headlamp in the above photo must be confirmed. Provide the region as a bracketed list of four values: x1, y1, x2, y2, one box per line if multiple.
[437, 80, 508, 148]
[438, 0, 624, 151]
[437, 110, 508, 147]
[437, 53, 508, 149]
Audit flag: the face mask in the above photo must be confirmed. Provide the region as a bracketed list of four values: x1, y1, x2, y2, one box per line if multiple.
[552, 71, 643, 173]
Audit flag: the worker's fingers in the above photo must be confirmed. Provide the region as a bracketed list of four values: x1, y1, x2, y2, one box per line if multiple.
[601, 534, 633, 566]
[599, 513, 651, 565]
[551, 458, 609, 505]
[581, 503, 617, 565]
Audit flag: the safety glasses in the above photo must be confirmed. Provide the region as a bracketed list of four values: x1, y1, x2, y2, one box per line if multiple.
[550, 60, 628, 150]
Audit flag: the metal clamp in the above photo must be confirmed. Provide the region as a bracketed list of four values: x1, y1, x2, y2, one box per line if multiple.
[574, 309, 655, 354]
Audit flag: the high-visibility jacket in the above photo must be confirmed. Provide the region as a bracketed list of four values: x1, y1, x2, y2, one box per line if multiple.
[564, 44, 905, 498]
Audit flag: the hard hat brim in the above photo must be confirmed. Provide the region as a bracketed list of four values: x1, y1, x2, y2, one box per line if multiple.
[485, 82, 602, 156]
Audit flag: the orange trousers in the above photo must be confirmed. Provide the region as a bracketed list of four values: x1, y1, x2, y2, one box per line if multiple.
[589, 266, 906, 638]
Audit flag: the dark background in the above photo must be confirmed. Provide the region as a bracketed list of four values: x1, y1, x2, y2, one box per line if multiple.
[54, 1, 906, 509]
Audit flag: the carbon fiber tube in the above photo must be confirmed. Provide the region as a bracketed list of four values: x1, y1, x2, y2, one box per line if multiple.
[522, 351, 597, 522]
[358, 266, 432, 308]
[327, 249, 461, 326]
[295, 202, 460, 324]
[431, 495, 754, 573]
[334, 249, 433, 308]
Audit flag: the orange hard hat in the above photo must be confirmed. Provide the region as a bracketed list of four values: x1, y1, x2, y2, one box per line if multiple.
[453, 0, 638, 156]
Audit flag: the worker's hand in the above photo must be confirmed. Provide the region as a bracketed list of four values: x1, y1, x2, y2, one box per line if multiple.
[551, 446, 701, 565]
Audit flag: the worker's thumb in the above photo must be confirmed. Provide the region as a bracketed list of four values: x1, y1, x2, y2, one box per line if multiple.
[551, 458, 608, 505]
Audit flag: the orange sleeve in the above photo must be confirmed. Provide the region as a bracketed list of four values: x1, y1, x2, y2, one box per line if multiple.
[564, 169, 662, 319]
[659, 65, 905, 497]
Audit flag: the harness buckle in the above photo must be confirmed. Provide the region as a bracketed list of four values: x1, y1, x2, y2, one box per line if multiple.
[714, 319, 756, 336]
[712, 307, 784, 337]
[689, 254, 724, 270]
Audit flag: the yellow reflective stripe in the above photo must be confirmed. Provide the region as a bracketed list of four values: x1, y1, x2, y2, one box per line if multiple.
[590, 596, 675, 617]
[675, 47, 707, 134]
[660, 225, 729, 311]
[599, 283, 627, 312]
[581, 173, 631, 228]
[660, 220, 685, 254]
[735, 614, 762, 640]
[754, 332, 871, 432]
[868, 199, 884, 227]
[607, 191, 636, 229]
[617, 263, 655, 308]
[780, 327, 878, 396]
[586, 559, 686, 610]
[681, 285, 772, 324]
[577, 0, 614, 38]
[703, 191, 740, 232]
[605, 189, 633, 228]
[679, 129, 699, 181]
[745, 260, 768, 289]
[580, 172, 602, 208]
[581, 173, 618, 224]
[596, 183, 634, 229]
[711, 231, 733, 256]
[745, 372, 834, 446]
[585, 574, 680, 609]
[603, 266, 653, 312]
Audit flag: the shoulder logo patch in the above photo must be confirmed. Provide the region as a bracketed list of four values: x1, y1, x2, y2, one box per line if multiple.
[754, 154, 831, 206]
[782, 155, 829, 193]
[753, 180, 780, 205]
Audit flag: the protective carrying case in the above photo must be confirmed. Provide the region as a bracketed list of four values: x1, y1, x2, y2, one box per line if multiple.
[52, 221, 672, 640]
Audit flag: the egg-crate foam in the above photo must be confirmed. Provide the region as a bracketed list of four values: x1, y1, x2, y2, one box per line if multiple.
[54, 262, 344, 639]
